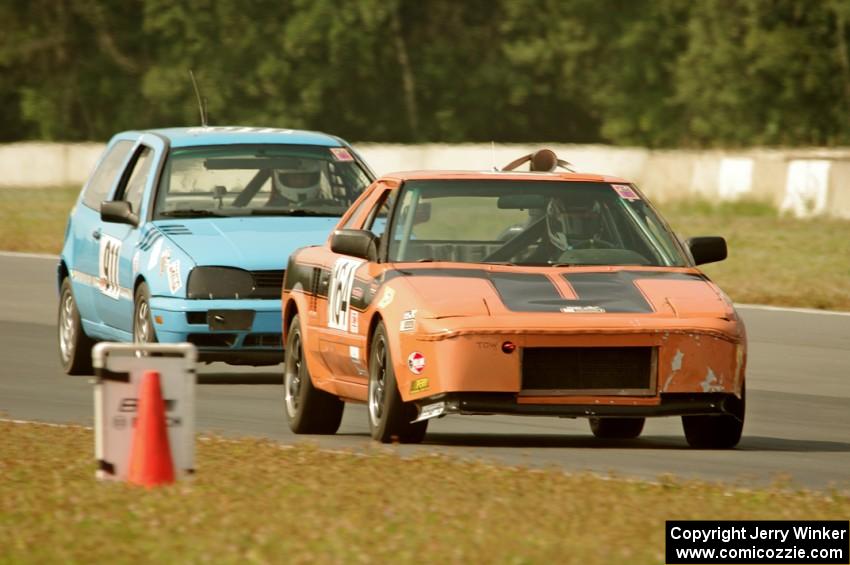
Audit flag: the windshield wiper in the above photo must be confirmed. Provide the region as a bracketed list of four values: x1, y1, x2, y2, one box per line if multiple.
[248, 209, 339, 217]
[159, 209, 226, 218]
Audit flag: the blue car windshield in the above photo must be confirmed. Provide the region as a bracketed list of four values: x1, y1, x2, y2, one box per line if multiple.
[387, 179, 688, 267]
[153, 144, 371, 219]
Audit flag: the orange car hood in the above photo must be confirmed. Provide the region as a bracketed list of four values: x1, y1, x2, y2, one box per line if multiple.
[399, 275, 493, 318]
[392, 266, 733, 320]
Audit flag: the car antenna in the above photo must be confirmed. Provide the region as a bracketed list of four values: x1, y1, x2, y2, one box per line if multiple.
[189, 70, 208, 127]
[491, 141, 498, 171]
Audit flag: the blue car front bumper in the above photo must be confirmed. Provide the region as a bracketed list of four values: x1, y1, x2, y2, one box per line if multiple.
[149, 296, 283, 365]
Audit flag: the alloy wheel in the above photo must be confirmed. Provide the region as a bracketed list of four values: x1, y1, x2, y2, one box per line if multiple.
[135, 300, 151, 343]
[58, 290, 75, 362]
[368, 337, 387, 427]
[285, 332, 303, 416]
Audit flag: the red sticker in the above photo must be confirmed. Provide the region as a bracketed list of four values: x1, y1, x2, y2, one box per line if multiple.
[407, 352, 426, 375]
[330, 147, 354, 162]
[612, 184, 640, 201]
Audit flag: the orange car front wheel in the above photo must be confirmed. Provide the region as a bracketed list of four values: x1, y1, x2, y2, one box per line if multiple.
[682, 381, 746, 449]
[368, 321, 427, 444]
[589, 417, 645, 440]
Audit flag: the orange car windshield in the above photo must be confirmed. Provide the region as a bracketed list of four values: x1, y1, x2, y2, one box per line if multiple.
[386, 180, 688, 267]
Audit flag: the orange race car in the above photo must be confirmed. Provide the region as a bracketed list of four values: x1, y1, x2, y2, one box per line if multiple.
[280, 150, 746, 447]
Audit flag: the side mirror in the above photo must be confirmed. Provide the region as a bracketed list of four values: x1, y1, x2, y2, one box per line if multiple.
[100, 200, 138, 226]
[687, 236, 727, 265]
[330, 229, 378, 261]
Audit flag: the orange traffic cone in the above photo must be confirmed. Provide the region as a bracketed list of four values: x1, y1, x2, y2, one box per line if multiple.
[128, 370, 175, 487]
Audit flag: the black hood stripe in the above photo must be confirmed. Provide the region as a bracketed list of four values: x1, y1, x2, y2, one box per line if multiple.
[489, 273, 564, 312]
[383, 268, 564, 312]
[563, 271, 702, 313]
[563, 272, 651, 313]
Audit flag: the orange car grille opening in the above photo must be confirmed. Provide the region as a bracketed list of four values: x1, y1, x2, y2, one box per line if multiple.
[521, 347, 653, 392]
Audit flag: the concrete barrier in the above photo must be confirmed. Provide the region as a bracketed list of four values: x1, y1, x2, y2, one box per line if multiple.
[0, 142, 104, 189]
[358, 144, 850, 218]
[2, 141, 849, 218]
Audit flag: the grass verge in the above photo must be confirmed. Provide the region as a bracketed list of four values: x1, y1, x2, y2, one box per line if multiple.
[1, 189, 849, 310]
[1, 420, 848, 563]
[0, 187, 78, 254]
[662, 199, 850, 311]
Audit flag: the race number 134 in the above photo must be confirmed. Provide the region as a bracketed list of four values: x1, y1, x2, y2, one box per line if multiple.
[327, 258, 362, 331]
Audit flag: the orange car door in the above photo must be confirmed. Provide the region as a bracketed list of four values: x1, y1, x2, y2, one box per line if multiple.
[316, 188, 394, 385]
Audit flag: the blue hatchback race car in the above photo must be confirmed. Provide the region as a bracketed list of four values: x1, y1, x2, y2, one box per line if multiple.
[57, 126, 374, 374]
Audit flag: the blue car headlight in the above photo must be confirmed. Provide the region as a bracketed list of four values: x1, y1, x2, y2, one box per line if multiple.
[187, 267, 255, 299]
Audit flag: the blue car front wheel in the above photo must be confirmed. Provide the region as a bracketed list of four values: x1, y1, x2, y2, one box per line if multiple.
[133, 282, 157, 344]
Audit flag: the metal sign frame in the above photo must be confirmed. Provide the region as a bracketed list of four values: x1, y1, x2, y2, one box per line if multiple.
[92, 342, 197, 481]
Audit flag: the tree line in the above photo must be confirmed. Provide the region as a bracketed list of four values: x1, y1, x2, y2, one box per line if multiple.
[1, 0, 848, 147]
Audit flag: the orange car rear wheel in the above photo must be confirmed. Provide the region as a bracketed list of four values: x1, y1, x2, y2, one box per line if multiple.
[283, 314, 344, 434]
[589, 417, 645, 440]
[368, 321, 427, 444]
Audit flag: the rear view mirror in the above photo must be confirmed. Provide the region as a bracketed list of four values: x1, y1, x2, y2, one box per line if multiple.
[330, 229, 378, 261]
[100, 200, 138, 226]
[497, 194, 546, 209]
[204, 157, 300, 170]
[687, 236, 727, 265]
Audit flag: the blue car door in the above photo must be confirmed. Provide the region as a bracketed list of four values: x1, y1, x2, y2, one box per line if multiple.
[93, 134, 165, 334]
[69, 138, 137, 329]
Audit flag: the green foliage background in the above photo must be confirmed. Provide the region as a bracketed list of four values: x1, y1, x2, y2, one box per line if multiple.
[2, 0, 849, 146]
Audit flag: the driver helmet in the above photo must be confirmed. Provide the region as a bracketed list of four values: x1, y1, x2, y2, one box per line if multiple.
[272, 160, 323, 203]
[545, 196, 602, 251]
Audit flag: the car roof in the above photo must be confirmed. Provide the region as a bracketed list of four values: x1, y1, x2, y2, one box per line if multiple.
[380, 170, 631, 184]
[142, 126, 346, 148]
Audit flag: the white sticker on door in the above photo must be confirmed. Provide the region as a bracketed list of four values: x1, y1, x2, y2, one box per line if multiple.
[98, 234, 122, 300]
[327, 257, 364, 331]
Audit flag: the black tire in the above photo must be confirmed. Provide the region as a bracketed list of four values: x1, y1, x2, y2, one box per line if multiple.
[283, 314, 344, 434]
[682, 382, 745, 449]
[589, 417, 645, 439]
[133, 282, 158, 344]
[57, 277, 94, 375]
[368, 322, 427, 443]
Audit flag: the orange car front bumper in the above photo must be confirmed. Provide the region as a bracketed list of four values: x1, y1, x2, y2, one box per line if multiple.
[396, 315, 745, 417]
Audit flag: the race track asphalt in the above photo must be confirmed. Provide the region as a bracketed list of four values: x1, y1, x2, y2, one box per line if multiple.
[1, 253, 848, 488]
